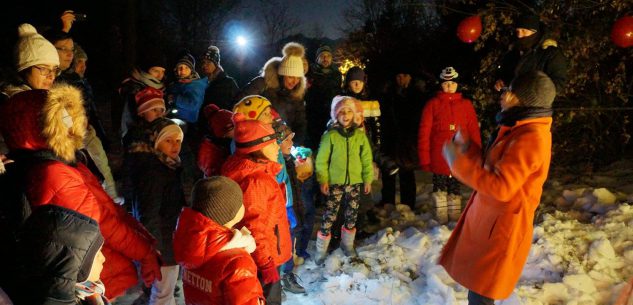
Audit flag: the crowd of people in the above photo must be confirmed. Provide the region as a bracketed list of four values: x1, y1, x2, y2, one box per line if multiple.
[0, 11, 566, 305]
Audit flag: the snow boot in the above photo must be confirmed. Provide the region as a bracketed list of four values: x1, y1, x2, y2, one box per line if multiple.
[282, 272, 306, 294]
[315, 232, 331, 265]
[340, 226, 357, 257]
[432, 191, 448, 224]
[447, 194, 462, 222]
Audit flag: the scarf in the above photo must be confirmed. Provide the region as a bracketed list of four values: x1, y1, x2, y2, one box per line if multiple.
[177, 70, 201, 83]
[75, 280, 111, 305]
[154, 150, 182, 170]
[516, 32, 542, 52]
[130, 68, 164, 90]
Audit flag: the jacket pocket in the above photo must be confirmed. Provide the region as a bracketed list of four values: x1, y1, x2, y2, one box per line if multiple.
[274, 224, 281, 255]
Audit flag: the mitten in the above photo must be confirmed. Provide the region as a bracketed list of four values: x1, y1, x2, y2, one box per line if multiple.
[139, 250, 162, 287]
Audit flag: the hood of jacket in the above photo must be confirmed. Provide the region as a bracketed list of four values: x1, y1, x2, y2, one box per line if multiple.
[173, 207, 233, 270]
[222, 154, 282, 185]
[262, 57, 306, 101]
[0, 84, 87, 162]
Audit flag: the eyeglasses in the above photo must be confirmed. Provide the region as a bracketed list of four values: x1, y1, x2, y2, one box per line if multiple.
[56, 47, 75, 54]
[33, 65, 62, 77]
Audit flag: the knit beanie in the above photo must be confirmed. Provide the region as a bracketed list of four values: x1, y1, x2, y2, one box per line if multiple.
[510, 71, 556, 108]
[191, 176, 244, 225]
[233, 95, 272, 120]
[135, 87, 166, 115]
[346, 66, 366, 83]
[516, 14, 541, 32]
[233, 113, 277, 154]
[331, 95, 363, 124]
[15, 24, 60, 72]
[151, 118, 184, 149]
[138, 48, 167, 73]
[315, 45, 332, 59]
[176, 51, 196, 71]
[73, 44, 88, 61]
[203, 104, 234, 138]
[278, 42, 305, 77]
[440, 67, 459, 81]
[202, 46, 221, 66]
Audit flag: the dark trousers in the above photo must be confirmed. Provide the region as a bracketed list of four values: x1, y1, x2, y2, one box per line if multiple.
[468, 291, 494, 305]
[259, 268, 282, 305]
[296, 175, 316, 257]
[380, 168, 416, 207]
[432, 174, 461, 195]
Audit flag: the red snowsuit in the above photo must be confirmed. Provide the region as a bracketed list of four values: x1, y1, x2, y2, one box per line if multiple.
[173, 208, 264, 305]
[418, 91, 481, 175]
[221, 155, 292, 269]
[0, 86, 158, 298]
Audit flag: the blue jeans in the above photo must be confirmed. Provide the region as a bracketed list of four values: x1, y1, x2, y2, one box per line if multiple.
[296, 175, 316, 258]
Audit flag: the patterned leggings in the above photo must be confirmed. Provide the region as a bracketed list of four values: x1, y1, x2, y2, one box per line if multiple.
[432, 174, 461, 195]
[320, 184, 361, 236]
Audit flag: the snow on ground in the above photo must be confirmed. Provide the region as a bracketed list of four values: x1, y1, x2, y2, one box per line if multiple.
[286, 169, 633, 305]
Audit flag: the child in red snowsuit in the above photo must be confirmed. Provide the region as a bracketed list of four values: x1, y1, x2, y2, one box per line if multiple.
[197, 104, 234, 177]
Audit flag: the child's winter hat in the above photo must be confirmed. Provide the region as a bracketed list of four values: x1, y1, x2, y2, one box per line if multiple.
[203, 104, 234, 138]
[15, 24, 60, 72]
[150, 117, 184, 149]
[176, 50, 196, 71]
[233, 113, 277, 154]
[233, 95, 272, 121]
[135, 87, 166, 115]
[440, 67, 459, 81]
[191, 176, 244, 225]
[510, 70, 556, 109]
[278, 42, 305, 77]
[346, 66, 366, 83]
[202, 45, 221, 66]
[330, 95, 363, 126]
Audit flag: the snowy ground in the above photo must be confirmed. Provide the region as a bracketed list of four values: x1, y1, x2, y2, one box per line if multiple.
[285, 159, 633, 305]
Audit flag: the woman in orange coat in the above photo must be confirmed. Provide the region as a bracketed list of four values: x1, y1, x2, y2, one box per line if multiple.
[439, 71, 556, 304]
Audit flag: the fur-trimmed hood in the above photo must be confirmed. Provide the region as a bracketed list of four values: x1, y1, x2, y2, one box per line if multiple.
[262, 57, 306, 101]
[0, 84, 87, 162]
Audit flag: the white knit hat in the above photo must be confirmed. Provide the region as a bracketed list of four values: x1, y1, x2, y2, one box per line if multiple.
[15, 24, 60, 72]
[278, 42, 305, 77]
[439, 67, 459, 81]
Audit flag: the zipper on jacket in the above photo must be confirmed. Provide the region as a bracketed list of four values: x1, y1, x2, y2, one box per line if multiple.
[274, 224, 281, 255]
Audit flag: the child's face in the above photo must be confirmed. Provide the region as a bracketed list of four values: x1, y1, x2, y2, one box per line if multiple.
[280, 134, 294, 155]
[441, 81, 458, 93]
[349, 80, 364, 94]
[87, 248, 105, 282]
[156, 134, 182, 159]
[337, 108, 355, 128]
[140, 107, 165, 123]
[261, 141, 280, 162]
[148, 67, 166, 81]
[176, 64, 192, 78]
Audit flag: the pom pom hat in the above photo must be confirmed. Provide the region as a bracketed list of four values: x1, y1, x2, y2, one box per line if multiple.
[278, 42, 305, 77]
[233, 113, 277, 154]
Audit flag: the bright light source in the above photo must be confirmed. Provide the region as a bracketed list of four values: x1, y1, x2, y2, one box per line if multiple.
[236, 35, 248, 47]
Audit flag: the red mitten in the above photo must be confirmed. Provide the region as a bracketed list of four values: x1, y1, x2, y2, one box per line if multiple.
[140, 251, 162, 287]
[260, 264, 280, 284]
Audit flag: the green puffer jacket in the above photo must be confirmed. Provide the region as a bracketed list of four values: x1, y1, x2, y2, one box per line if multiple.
[315, 125, 373, 185]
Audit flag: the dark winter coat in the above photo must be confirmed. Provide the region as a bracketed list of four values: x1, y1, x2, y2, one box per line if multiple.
[202, 69, 239, 111]
[381, 80, 427, 171]
[497, 34, 568, 94]
[10, 205, 102, 305]
[0, 85, 156, 299]
[221, 155, 292, 268]
[174, 208, 265, 305]
[238, 58, 307, 146]
[128, 149, 186, 265]
[418, 91, 481, 175]
[439, 116, 552, 300]
[306, 64, 342, 149]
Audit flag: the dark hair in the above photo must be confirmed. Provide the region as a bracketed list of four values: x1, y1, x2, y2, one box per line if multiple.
[44, 30, 73, 44]
[246, 150, 269, 162]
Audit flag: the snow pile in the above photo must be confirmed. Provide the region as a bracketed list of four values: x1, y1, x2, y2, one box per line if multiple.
[554, 187, 626, 215]
[288, 201, 633, 305]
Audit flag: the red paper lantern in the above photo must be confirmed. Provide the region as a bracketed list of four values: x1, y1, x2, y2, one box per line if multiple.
[457, 15, 482, 43]
[611, 16, 633, 48]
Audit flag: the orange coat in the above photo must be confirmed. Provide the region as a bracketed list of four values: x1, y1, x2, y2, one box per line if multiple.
[439, 117, 552, 300]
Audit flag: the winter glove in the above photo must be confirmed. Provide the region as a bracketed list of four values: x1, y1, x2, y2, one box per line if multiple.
[259, 262, 280, 284]
[139, 250, 163, 287]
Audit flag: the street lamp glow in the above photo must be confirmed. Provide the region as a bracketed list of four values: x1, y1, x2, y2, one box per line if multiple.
[236, 35, 248, 47]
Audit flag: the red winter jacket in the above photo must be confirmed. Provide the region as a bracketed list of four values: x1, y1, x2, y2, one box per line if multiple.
[221, 154, 292, 268]
[197, 137, 230, 177]
[417, 91, 481, 175]
[174, 208, 264, 305]
[0, 87, 156, 299]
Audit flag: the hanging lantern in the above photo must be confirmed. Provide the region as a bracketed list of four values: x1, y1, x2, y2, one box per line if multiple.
[611, 16, 633, 48]
[457, 15, 482, 43]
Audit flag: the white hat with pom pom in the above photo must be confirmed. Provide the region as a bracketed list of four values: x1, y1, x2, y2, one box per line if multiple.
[278, 42, 305, 77]
[15, 24, 60, 72]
